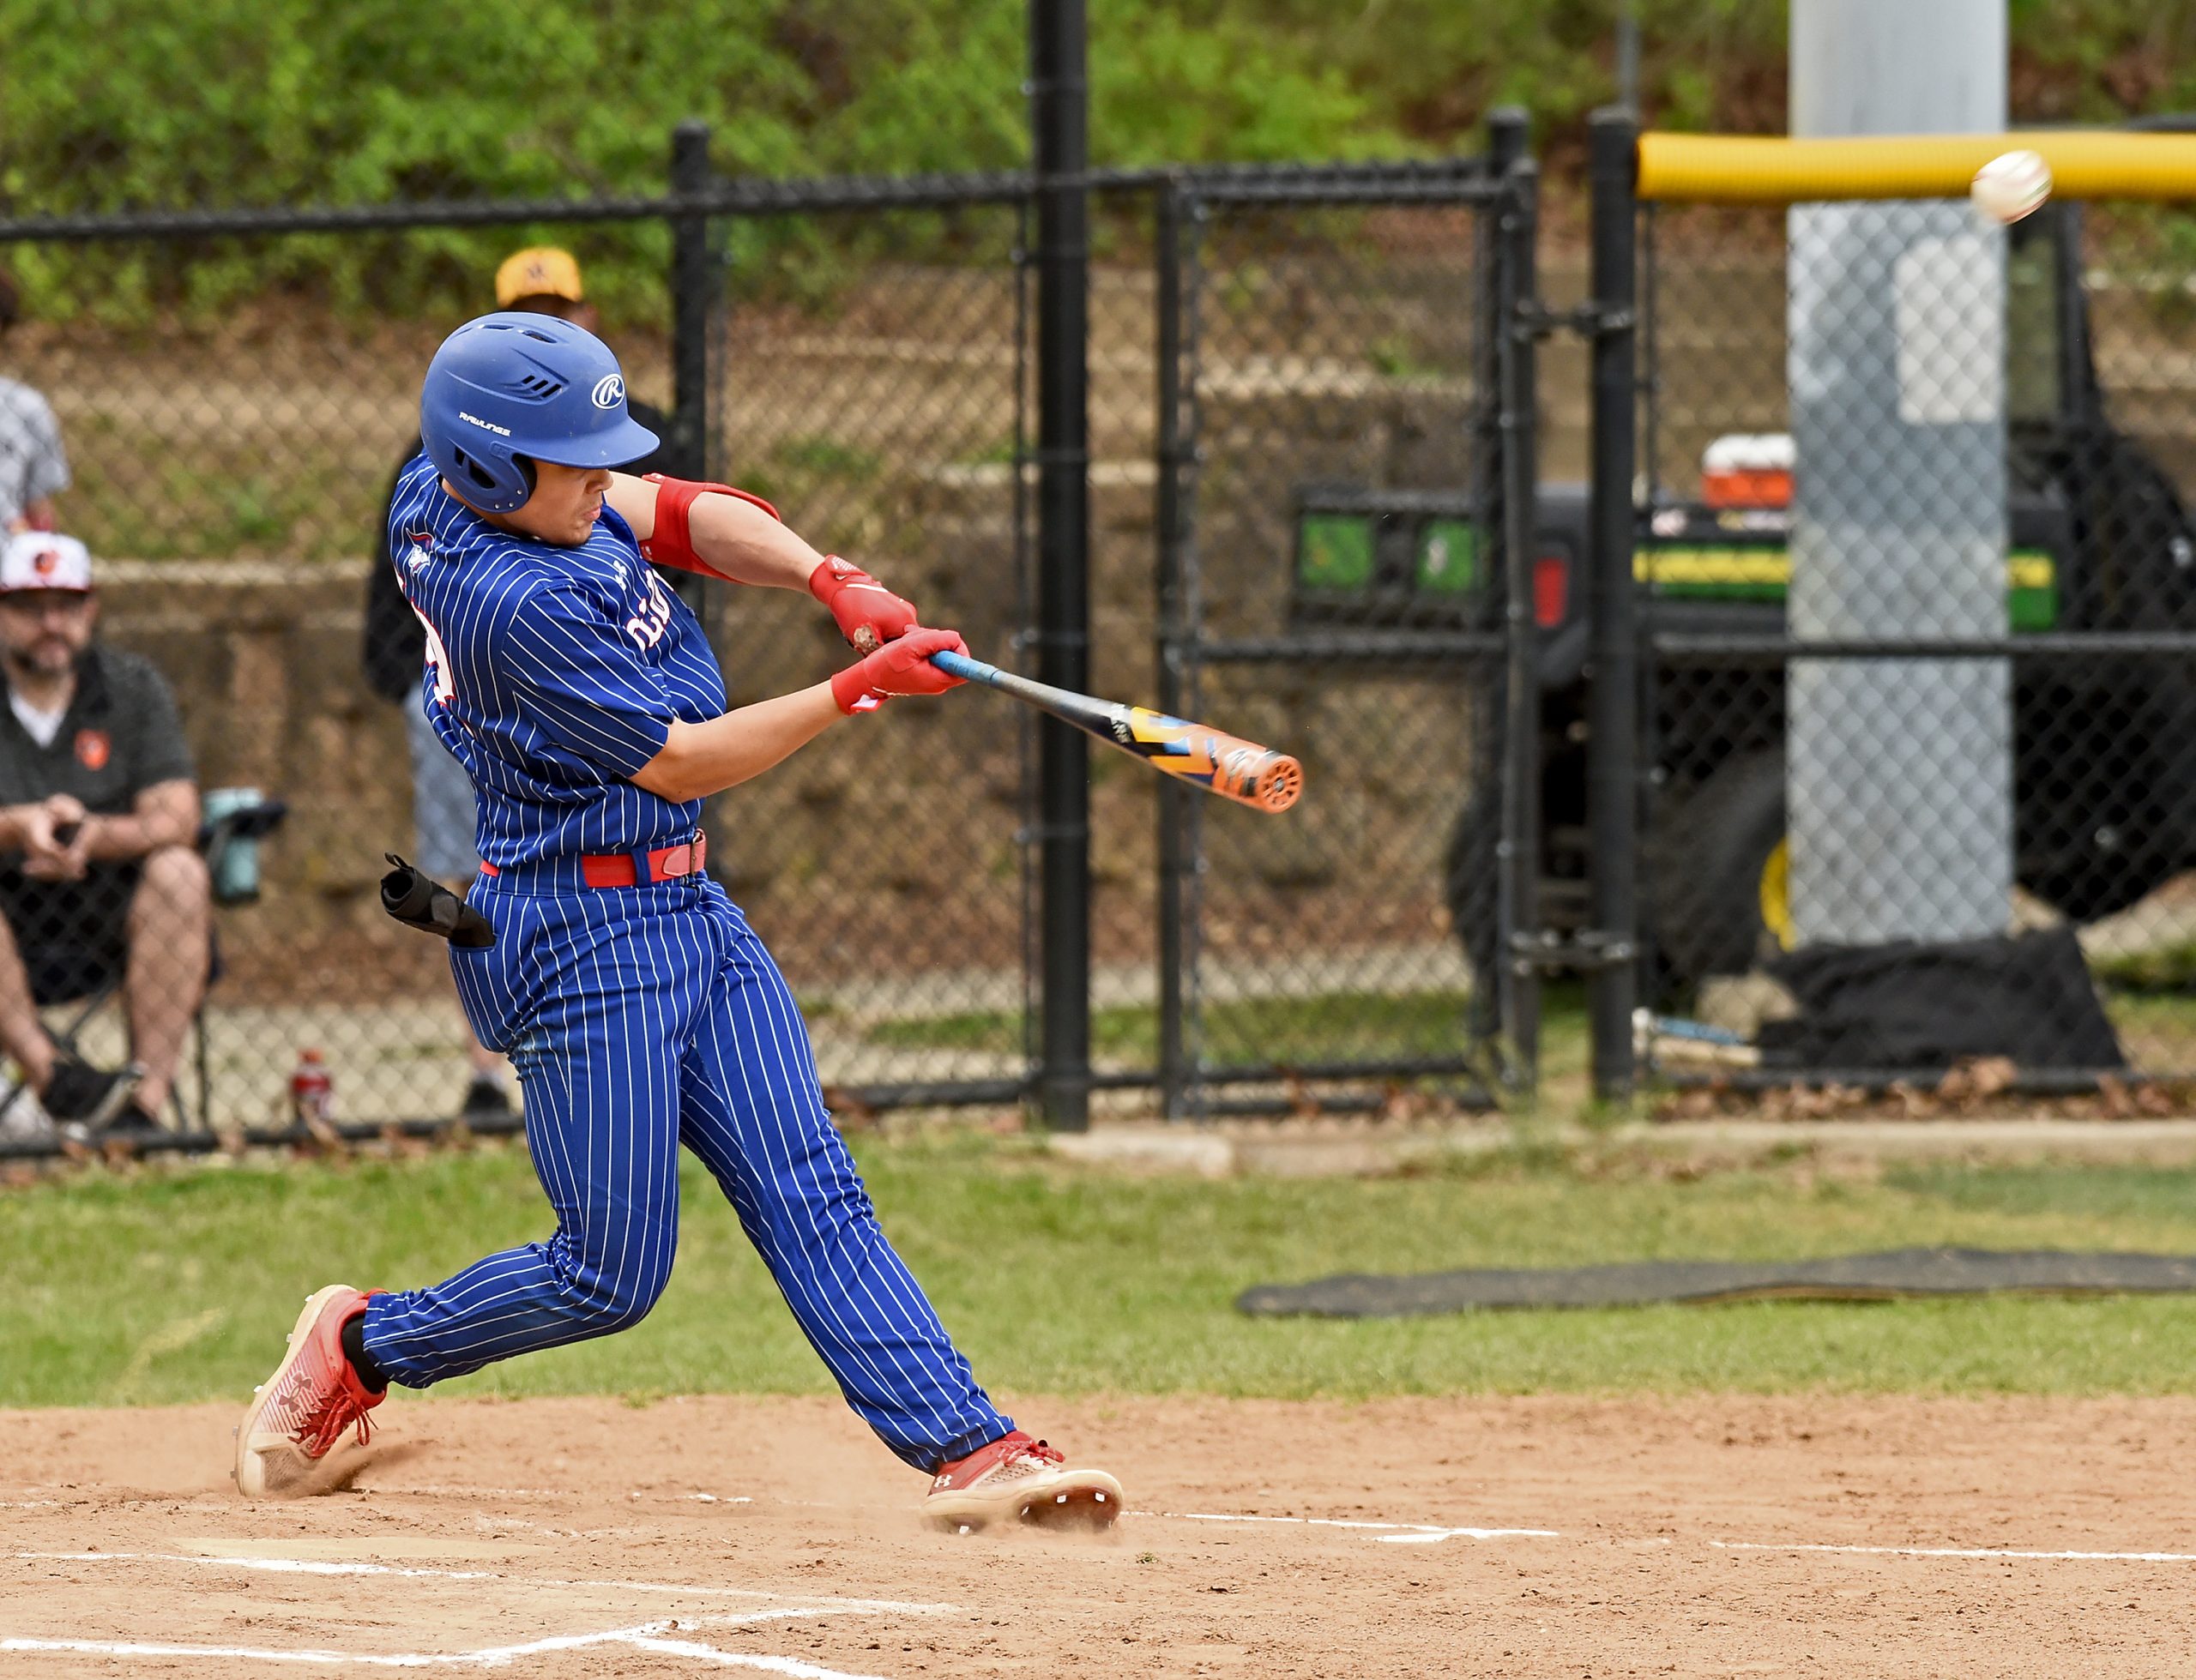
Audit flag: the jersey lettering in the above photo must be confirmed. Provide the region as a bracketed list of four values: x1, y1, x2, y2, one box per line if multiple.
[413, 606, 455, 704]
[624, 569, 675, 650]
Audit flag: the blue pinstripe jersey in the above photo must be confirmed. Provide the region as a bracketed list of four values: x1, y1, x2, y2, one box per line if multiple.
[384, 454, 723, 865]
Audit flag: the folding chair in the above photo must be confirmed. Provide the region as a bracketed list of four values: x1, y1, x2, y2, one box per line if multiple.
[0, 789, 287, 1135]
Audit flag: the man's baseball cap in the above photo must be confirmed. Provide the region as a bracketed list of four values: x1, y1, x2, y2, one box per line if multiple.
[0, 532, 93, 594]
[494, 246, 584, 309]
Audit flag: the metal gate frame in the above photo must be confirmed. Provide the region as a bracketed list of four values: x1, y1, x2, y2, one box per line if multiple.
[1151, 148, 1546, 1119]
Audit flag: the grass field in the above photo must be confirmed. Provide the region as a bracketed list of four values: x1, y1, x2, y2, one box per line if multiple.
[864, 988, 1481, 1063]
[14, 1134, 2196, 1411]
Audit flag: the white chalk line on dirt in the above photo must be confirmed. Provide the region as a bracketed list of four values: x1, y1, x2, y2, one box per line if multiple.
[1, 1558, 945, 1678]
[9, 1550, 950, 1612]
[4, 1485, 731, 1508]
[365, 1479, 1544, 1547]
[1148, 1512, 1560, 1545]
[371, 1481, 1553, 1549]
[1, 1614, 894, 1677]
[16, 1551, 492, 1581]
[355, 1482, 755, 1506]
[384, 1484, 595, 1501]
[1717, 1540, 2196, 1565]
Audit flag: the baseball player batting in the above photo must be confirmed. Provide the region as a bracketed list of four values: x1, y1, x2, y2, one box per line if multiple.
[232, 312, 1120, 1532]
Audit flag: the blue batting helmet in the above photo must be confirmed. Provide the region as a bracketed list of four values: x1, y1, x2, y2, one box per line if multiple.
[419, 312, 661, 514]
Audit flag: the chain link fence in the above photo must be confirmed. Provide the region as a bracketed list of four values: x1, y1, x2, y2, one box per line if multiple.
[1156, 167, 1523, 1115]
[1618, 151, 2196, 1087]
[704, 196, 1037, 1107]
[0, 132, 1541, 1154]
[28, 106, 2195, 1137]
[0, 160, 1048, 1150]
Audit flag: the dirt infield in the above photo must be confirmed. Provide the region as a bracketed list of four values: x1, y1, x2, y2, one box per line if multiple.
[8, 1392, 2196, 1677]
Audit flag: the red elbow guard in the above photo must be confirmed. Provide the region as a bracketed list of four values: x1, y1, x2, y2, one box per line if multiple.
[637, 474, 781, 576]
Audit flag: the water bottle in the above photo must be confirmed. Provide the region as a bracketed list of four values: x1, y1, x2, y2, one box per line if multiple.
[289, 1048, 333, 1126]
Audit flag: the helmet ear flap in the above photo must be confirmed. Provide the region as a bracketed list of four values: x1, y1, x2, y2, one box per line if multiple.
[451, 447, 499, 494]
[446, 445, 534, 510]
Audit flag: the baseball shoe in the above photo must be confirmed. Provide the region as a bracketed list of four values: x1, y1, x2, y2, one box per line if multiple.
[233, 1285, 384, 1499]
[95, 1100, 167, 1142]
[45, 1057, 143, 1139]
[924, 1430, 1123, 1533]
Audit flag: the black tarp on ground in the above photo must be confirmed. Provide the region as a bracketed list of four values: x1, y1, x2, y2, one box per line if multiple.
[1756, 924, 2125, 1072]
[1236, 1247, 2196, 1318]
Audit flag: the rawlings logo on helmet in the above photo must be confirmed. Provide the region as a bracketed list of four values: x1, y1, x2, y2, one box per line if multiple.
[591, 374, 624, 410]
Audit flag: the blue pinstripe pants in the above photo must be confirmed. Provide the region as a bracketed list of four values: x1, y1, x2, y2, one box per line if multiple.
[358, 865, 1012, 1472]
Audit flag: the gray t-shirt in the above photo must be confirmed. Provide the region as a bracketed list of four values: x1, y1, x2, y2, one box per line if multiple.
[0, 644, 194, 815]
[0, 376, 69, 528]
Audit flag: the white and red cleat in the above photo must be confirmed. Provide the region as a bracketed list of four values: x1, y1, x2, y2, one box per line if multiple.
[924, 1430, 1123, 1532]
[232, 1284, 384, 1499]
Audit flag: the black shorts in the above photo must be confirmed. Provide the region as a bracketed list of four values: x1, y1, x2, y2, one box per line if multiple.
[0, 864, 140, 1007]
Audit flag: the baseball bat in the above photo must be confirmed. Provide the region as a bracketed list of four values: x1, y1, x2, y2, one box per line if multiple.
[929, 649, 1303, 814]
[1632, 1009, 1763, 1069]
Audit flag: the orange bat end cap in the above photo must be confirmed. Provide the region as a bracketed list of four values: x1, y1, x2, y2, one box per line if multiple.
[1204, 738, 1304, 813]
[1253, 756, 1303, 812]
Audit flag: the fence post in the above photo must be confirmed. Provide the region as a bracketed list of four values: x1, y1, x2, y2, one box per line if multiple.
[1463, 107, 1530, 1059]
[1153, 178, 1192, 1121]
[668, 121, 716, 483]
[1030, 0, 1092, 1131]
[1584, 107, 1640, 1104]
[665, 127, 721, 635]
[1475, 111, 1526, 553]
[1495, 154, 1543, 1091]
[1486, 107, 1529, 176]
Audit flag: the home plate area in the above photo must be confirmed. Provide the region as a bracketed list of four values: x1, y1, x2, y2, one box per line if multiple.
[3, 1549, 956, 1676]
[10, 1392, 2196, 1677]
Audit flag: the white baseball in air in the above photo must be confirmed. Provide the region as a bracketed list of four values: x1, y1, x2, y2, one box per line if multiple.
[1970, 148, 2053, 224]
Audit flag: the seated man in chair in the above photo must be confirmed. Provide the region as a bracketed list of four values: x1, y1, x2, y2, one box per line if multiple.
[0, 532, 206, 1133]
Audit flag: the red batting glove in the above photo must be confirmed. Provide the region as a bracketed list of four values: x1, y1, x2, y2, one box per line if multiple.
[830, 627, 970, 715]
[809, 556, 918, 654]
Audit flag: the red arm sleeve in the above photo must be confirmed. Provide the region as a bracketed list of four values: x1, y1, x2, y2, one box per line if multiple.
[636, 474, 782, 578]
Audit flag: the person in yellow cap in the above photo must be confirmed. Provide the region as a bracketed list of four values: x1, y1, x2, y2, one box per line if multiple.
[492, 247, 588, 316]
[362, 247, 673, 1119]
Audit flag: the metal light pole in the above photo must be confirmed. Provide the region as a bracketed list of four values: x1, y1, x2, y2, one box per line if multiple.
[1786, 0, 2013, 949]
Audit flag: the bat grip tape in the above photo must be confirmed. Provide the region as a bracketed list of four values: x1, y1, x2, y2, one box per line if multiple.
[928, 649, 995, 683]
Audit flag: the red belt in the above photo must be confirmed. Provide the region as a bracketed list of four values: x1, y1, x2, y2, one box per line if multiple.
[480, 833, 707, 889]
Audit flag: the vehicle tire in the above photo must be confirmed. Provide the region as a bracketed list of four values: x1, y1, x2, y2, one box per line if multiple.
[2015, 670, 2196, 923]
[1646, 751, 1788, 988]
[2016, 418, 2196, 918]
